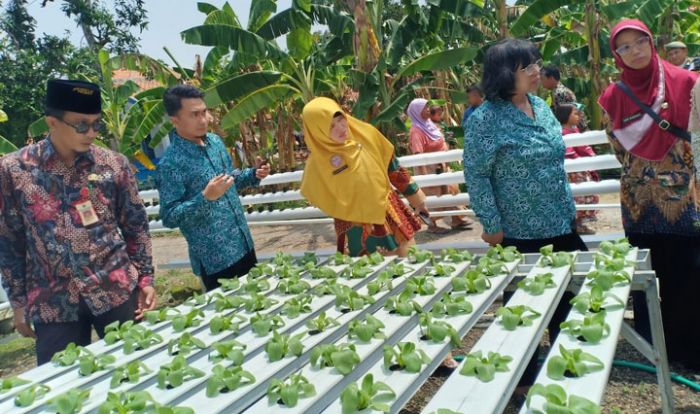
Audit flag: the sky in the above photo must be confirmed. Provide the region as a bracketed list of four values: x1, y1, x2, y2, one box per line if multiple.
[23, 0, 295, 67]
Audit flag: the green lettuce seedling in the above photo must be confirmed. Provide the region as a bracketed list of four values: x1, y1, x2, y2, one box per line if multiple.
[250, 312, 286, 336]
[14, 384, 50, 407]
[282, 294, 314, 318]
[441, 248, 474, 263]
[46, 387, 91, 414]
[526, 383, 601, 414]
[340, 373, 395, 414]
[306, 311, 340, 334]
[348, 314, 386, 342]
[209, 339, 247, 365]
[267, 373, 316, 407]
[167, 332, 206, 356]
[546, 345, 604, 380]
[156, 356, 205, 389]
[310, 343, 361, 375]
[209, 312, 247, 335]
[206, 365, 256, 397]
[419, 312, 461, 345]
[459, 351, 513, 382]
[570, 286, 625, 314]
[431, 292, 473, 316]
[517, 272, 556, 296]
[383, 342, 431, 373]
[559, 311, 611, 344]
[496, 305, 542, 330]
[451, 269, 492, 294]
[110, 361, 152, 388]
[265, 330, 305, 362]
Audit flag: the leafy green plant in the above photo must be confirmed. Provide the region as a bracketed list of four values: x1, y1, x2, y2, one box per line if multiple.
[367, 271, 394, 295]
[273, 262, 304, 279]
[598, 238, 632, 259]
[340, 373, 396, 414]
[248, 263, 274, 278]
[46, 387, 91, 414]
[51, 343, 90, 366]
[79, 352, 116, 376]
[334, 285, 375, 311]
[496, 305, 542, 330]
[585, 269, 631, 291]
[305, 311, 340, 334]
[559, 311, 611, 344]
[441, 248, 474, 263]
[517, 272, 556, 295]
[340, 261, 374, 279]
[486, 244, 522, 262]
[297, 251, 319, 267]
[184, 291, 211, 307]
[0, 376, 29, 393]
[209, 340, 247, 365]
[110, 361, 152, 388]
[310, 343, 361, 375]
[242, 277, 272, 294]
[431, 292, 473, 316]
[451, 269, 492, 294]
[459, 351, 513, 382]
[333, 252, 354, 265]
[267, 373, 316, 407]
[209, 312, 247, 335]
[570, 286, 625, 314]
[168, 332, 207, 356]
[476, 256, 509, 276]
[243, 293, 279, 312]
[418, 312, 461, 345]
[121, 324, 163, 354]
[143, 308, 181, 325]
[218, 278, 241, 292]
[172, 308, 205, 332]
[14, 384, 50, 407]
[277, 276, 311, 295]
[310, 265, 337, 279]
[156, 356, 205, 389]
[408, 246, 434, 264]
[539, 244, 575, 268]
[210, 292, 245, 312]
[383, 342, 431, 373]
[526, 383, 601, 414]
[592, 254, 632, 273]
[273, 251, 294, 266]
[250, 313, 286, 336]
[98, 390, 194, 414]
[348, 314, 386, 342]
[405, 274, 436, 295]
[314, 279, 347, 296]
[265, 330, 305, 362]
[431, 263, 456, 277]
[546, 345, 604, 380]
[385, 262, 413, 278]
[384, 290, 422, 316]
[282, 294, 314, 318]
[206, 364, 256, 397]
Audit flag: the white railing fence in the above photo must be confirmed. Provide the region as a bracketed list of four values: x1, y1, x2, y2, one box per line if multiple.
[141, 130, 620, 232]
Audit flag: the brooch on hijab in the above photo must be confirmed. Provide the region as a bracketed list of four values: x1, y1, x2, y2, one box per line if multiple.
[330, 154, 348, 175]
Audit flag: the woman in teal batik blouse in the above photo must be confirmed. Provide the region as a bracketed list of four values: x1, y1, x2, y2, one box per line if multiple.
[464, 39, 587, 388]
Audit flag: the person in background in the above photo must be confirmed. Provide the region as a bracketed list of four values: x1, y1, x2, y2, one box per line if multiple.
[599, 19, 700, 370]
[555, 103, 599, 235]
[0, 79, 156, 365]
[157, 85, 270, 292]
[665, 41, 700, 71]
[540, 64, 589, 131]
[408, 98, 473, 233]
[461, 85, 484, 131]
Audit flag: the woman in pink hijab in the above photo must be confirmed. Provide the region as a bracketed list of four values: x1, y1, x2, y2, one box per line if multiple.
[599, 19, 700, 369]
[406, 98, 473, 234]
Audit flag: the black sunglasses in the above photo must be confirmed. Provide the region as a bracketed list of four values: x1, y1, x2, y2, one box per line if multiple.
[57, 118, 105, 134]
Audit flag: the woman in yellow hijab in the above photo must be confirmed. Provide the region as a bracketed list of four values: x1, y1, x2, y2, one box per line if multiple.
[300, 97, 429, 257]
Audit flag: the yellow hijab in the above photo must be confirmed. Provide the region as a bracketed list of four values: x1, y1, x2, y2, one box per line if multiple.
[300, 97, 395, 224]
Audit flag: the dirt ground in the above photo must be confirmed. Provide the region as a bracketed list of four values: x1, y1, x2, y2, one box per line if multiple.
[152, 193, 625, 267]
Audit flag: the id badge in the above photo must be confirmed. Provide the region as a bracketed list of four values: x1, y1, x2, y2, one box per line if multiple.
[75, 200, 100, 226]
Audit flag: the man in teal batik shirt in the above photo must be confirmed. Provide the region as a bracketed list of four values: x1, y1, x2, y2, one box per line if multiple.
[157, 85, 270, 291]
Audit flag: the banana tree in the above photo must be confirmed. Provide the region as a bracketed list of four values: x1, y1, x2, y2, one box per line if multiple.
[0, 109, 18, 155]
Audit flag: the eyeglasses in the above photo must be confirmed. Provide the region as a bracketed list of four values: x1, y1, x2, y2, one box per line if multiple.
[57, 118, 105, 134]
[520, 59, 543, 75]
[615, 36, 650, 56]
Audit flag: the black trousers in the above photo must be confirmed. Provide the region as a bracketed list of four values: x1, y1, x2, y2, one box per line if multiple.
[627, 233, 700, 370]
[34, 289, 138, 365]
[501, 231, 588, 384]
[201, 249, 258, 291]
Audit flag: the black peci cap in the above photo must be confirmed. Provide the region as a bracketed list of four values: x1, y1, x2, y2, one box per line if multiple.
[45, 79, 101, 114]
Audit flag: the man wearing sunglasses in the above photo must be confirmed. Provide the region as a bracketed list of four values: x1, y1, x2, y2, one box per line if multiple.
[0, 79, 156, 365]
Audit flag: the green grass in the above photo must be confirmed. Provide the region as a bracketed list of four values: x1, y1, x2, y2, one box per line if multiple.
[0, 269, 203, 379]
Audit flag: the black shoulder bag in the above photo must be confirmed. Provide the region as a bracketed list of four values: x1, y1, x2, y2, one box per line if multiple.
[615, 81, 691, 141]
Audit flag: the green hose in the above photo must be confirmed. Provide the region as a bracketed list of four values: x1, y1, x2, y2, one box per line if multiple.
[612, 359, 700, 392]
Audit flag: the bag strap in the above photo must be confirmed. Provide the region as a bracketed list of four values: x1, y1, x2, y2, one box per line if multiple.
[615, 81, 691, 141]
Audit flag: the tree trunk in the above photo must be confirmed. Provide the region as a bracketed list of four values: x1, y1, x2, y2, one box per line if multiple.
[276, 108, 288, 172]
[348, 0, 380, 73]
[495, 0, 509, 40]
[585, 0, 604, 130]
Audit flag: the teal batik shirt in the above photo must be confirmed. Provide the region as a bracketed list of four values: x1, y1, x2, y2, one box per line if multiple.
[463, 94, 576, 239]
[157, 131, 259, 275]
